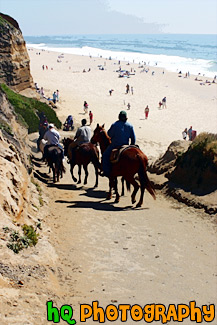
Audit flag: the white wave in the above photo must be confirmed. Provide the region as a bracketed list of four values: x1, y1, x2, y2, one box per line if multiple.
[27, 44, 217, 78]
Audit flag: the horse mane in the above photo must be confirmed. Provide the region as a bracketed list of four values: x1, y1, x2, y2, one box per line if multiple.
[100, 126, 111, 146]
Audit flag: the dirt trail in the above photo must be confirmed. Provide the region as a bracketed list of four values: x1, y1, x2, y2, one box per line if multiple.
[30, 134, 216, 324]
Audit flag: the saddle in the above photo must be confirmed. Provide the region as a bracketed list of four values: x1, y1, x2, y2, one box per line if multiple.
[110, 145, 139, 164]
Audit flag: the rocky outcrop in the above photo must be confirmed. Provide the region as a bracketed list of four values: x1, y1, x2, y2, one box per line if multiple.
[149, 140, 190, 175]
[0, 13, 33, 91]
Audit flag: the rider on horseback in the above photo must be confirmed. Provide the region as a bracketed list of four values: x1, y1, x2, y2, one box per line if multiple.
[102, 111, 136, 177]
[43, 124, 64, 161]
[68, 118, 91, 163]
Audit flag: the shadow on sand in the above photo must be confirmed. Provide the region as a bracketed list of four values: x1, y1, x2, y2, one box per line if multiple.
[55, 187, 149, 212]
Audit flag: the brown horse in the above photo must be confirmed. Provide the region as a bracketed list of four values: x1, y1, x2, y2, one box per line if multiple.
[91, 124, 156, 207]
[63, 138, 101, 187]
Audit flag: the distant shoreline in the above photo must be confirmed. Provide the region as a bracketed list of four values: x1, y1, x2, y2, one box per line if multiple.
[25, 34, 217, 78]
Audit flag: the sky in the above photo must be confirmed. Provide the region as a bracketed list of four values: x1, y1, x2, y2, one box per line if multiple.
[0, 0, 217, 35]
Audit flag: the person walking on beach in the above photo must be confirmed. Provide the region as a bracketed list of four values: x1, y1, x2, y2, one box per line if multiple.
[126, 84, 130, 94]
[56, 90, 59, 102]
[127, 103, 131, 110]
[162, 97, 167, 108]
[109, 89, 114, 96]
[101, 111, 136, 177]
[145, 105, 149, 119]
[53, 91, 57, 104]
[182, 128, 188, 140]
[89, 111, 93, 125]
[84, 101, 88, 114]
[131, 86, 134, 95]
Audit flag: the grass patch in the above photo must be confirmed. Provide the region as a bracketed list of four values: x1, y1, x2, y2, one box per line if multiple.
[3, 224, 39, 254]
[171, 133, 217, 193]
[0, 83, 61, 133]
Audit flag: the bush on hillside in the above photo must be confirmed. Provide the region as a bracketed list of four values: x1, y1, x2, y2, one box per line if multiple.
[169, 133, 217, 194]
[0, 84, 61, 133]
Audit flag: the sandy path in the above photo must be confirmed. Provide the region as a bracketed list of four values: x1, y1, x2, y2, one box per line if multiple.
[30, 134, 216, 324]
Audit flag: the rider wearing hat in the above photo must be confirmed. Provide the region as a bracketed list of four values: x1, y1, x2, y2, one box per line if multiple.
[43, 124, 64, 160]
[102, 110, 136, 177]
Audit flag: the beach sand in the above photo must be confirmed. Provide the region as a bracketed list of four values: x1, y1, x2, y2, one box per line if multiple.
[27, 48, 217, 159]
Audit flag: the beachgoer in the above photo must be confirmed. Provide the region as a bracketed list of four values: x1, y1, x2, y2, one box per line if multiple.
[56, 90, 59, 102]
[68, 119, 91, 162]
[188, 126, 193, 141]
[102, 111, 136, 177]
[53, 91, 57, 104]
[89, 111, 93, 125]
[84, 101, 88, 113]
[40, 87, 44, 96]
[159, 101, 163, 108]
[109, 89, 113, 96]
[182, 128, 188, 140]
[127, 103, 131, 110]
[43, 124, 64, 160]
[162, 97, 167, 108]
[145, 106, 149, 119]
[131, 86, 134, 95]
[64, 115, 73, 131]
[126, 84, 130, 94]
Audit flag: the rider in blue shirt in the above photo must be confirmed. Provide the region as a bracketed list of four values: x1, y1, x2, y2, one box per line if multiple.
[102, 111, 136, 177]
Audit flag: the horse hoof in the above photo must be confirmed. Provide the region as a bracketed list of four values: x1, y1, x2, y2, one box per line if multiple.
[94, 184, 98, 188]
[115, 198, 120, 203]
[106, 193, 112, 200]
[77, 181, 81, 184]
[136, 203, 142, 208]
[132, 198, 136, 204]
[84, 181, 87, 185]
[72, 177, 77, 182]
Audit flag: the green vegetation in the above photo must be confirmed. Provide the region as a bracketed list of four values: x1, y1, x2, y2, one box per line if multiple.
[3, 224, 39, 254]
[190, 133, 217, 165]
[171, 133, 217, 193]
[0, 84, 61, 133]
[177, 133, 217, 168]
[0, 118, 14, 136]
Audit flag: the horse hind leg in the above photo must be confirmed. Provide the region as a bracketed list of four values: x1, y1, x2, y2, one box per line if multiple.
[124, 176, 139, 204]
[77, 165, 82, 184]
[83, 165, 88, 185]
[114, 178, 120, 203]
[70, 163, 77, 182]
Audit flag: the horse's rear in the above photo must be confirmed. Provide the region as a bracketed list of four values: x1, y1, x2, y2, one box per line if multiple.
[47, 146, 65, 183]
[110, 147, 156, 207]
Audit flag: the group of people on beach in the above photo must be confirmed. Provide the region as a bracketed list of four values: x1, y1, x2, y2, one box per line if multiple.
[182, 126, 196, 141]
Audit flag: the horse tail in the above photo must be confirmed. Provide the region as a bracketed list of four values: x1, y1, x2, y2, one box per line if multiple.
[137, 154, 156, 200]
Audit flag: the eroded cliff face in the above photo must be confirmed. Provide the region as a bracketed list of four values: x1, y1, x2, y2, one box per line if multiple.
[0, 88, 39, 225]
[0, 13, 33, 91]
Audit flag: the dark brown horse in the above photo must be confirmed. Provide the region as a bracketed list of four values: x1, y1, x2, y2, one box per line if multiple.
[63, 138, 101, 187]
[91, 124, 156, 207]
[46, 146, 66, 183]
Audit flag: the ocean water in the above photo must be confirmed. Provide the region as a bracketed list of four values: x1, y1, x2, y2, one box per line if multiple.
[25, 34, 217, 77]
